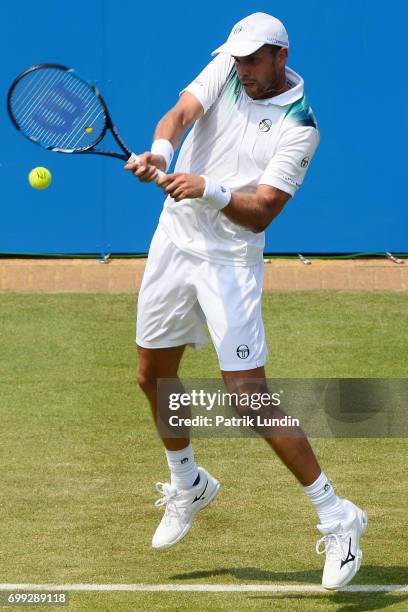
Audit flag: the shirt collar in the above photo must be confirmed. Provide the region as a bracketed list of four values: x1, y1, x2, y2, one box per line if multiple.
[245, 66, 304, 106]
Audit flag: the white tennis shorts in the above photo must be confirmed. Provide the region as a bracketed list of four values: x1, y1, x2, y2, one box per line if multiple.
[136, 226, 268, 371]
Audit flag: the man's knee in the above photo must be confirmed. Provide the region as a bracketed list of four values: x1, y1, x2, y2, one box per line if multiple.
[222, 369, 268, 418]
[136, 363, 157, 394]
[136, 345, 185, 394]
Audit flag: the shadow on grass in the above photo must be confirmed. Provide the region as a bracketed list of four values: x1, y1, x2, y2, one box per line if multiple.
[170, 566, 407, 610]
[249, 592, 408, 612]
[171, 565, 407, 585]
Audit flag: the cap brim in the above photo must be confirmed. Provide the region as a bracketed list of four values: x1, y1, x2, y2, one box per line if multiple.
[211, 40, 264, 57]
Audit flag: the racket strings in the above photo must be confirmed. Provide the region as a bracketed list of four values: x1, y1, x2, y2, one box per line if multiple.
[9, 67, 106, 151]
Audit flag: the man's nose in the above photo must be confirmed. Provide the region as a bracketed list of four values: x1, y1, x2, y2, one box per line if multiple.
[237, 63, 249, 78]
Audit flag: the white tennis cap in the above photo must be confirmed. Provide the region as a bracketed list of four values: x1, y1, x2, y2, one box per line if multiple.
[211, 12, 289, 57]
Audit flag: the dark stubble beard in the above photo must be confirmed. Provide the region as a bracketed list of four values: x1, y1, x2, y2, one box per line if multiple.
[252, 70, 289, 100]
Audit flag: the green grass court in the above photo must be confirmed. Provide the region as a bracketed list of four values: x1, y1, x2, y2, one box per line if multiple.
[0, 292, 407, 611]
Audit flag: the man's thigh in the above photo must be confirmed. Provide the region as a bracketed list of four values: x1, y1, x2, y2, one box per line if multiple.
[136, 227, 207, 350]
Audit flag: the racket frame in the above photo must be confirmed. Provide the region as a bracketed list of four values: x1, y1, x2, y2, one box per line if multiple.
[7, 63, 133, 161]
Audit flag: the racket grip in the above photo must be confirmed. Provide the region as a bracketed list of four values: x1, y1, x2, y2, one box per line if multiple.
[127, 152, 166, 182]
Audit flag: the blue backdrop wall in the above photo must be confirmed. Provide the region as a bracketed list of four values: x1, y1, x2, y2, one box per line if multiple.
[0, 0, 406, 255]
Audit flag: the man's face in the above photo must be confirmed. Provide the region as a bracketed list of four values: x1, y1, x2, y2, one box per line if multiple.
[233, 45, 288, 100]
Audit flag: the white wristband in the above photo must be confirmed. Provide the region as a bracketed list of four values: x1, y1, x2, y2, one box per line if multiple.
[151, 139, 174, 171]
[200, 175, 231, 210]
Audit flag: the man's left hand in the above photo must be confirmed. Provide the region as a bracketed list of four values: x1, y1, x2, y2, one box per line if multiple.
[157, 173, 205, 202]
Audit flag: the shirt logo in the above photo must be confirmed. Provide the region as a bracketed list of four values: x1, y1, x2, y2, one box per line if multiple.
[282, 174, 298, 187]
[259, 119, 272, 132]
[233, 25, 243, 34]
[301, 156, 310, 168]
[236, 344, 250, 359]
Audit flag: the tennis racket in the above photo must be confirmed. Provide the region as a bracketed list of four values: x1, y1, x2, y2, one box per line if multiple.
[7, 63, 165, 179]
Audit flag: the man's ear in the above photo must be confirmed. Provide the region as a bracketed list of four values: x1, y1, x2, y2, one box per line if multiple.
[279, 47, 289, 65]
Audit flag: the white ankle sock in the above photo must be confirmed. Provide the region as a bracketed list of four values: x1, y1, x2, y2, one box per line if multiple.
[165, 444, 199, 490]
[303, 471, 347, 525]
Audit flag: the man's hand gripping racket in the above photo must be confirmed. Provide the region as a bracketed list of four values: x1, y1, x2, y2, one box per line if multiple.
[7, 63, 166, 181]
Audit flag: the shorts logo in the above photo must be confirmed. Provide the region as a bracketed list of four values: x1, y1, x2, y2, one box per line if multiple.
[221, 186, 226, 193]
[233, 25, 243, 34]
[301, 156, 310, 168]
[236, 344, 250, 359]
[259, 118, 272, 132]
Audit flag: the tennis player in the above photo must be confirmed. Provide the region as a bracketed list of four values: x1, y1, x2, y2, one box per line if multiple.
[125, 12, 367, 590]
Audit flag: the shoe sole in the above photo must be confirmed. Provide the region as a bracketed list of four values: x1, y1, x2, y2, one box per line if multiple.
[323, 508, 368, 590]
[153, 480, 221, 550]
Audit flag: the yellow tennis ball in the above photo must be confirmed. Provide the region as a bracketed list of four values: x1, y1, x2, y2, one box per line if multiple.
[85, 126, 93, 134]
[28, 167, 52, 190]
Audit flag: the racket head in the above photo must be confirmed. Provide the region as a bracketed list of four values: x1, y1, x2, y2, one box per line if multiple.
[7, 64, 110, 154]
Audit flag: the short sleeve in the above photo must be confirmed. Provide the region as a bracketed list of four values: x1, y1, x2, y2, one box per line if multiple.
[259, 126, 320, 197]
[180, 54, 234, 114]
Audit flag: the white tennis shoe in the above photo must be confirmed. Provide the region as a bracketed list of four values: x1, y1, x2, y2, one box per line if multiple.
[316, 499, 368, 590]
[152, 466, 220, 549]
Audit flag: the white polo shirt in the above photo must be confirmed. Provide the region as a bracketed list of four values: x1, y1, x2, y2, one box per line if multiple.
[158, 53, 320, 266]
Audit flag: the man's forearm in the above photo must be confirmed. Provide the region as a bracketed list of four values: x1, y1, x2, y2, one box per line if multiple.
[152, 92, 204, 152]
[221, 191, 288, 233]
[153, 110, 188, 151]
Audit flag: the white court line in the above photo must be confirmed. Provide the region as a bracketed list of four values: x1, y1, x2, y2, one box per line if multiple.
[0, 584, 406, 593]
